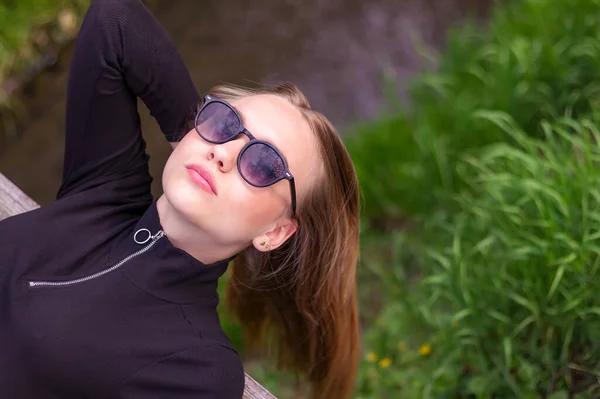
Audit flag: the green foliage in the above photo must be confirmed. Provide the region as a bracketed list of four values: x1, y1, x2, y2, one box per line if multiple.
[347, 112, 455, 221]
[357, 116, 600, 397]
[0, 0, 89, 80]
[347, 0, 600, 222]
[351, 0, 600, 397]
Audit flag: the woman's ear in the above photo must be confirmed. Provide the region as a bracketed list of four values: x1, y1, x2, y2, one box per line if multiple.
[252, 218, 298, 252]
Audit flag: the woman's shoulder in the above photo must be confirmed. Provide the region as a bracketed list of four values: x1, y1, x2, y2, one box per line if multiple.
[0, 183, 152, 280]
[116, 342, 245, 399]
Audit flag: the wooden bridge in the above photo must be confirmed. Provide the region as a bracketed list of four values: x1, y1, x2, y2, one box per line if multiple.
[0, 172, 277, 399]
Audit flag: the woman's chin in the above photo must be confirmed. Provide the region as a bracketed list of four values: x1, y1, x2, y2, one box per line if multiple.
[163, 181, 205, 216]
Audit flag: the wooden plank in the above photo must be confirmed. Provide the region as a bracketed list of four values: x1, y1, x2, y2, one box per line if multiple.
[0, 172, 277, 399]
[0, 173, 40, 220]
[243, 374, 277, 399]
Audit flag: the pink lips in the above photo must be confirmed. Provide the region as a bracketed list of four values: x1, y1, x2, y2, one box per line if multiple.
[185, 164, 217, 195]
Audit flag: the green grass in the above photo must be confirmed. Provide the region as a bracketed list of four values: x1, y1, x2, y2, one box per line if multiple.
[0, 0, 89, 141]
[356, 115, 600, 398]
[0, 0, 88, 83]
[349, 0, 600, 397]
[346, 0, 600, 224]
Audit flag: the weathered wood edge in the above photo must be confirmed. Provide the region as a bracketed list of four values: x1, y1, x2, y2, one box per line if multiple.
[0, 172, 277, 399]
[0, 173, 40, 219]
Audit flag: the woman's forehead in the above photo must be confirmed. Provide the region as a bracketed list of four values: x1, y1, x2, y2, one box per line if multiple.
[231, 94, 314, 155]
[231, 94, 303, 139]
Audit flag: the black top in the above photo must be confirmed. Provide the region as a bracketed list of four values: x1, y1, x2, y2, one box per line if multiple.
[0, 0, 245, 397]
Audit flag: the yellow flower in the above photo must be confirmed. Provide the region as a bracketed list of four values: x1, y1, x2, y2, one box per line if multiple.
[397, 341, 406, 351]
[366, 352, 378, 362]
[379, 357, 392, 368]
[418, 344, 432, 356]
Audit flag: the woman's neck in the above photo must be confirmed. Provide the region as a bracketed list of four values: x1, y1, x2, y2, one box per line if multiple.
[156, 195, 239, 265]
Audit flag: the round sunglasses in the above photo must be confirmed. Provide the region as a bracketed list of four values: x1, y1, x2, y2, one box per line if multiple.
[194, 95, 297, 217]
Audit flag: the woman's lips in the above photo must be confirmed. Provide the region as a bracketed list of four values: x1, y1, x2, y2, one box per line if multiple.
[185, 164, 217, 195]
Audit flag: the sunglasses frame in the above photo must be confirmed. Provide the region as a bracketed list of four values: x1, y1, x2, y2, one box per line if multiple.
[194, 94, 297, 217]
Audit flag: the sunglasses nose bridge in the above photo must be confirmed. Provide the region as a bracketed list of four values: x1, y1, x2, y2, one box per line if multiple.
[240, 128, 255, 142]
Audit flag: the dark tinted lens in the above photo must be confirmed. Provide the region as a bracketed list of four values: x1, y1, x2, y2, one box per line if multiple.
[196, 102, 240, 143]
[239, 143, 286, 186]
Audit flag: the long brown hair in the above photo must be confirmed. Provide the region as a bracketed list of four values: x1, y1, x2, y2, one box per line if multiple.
[207, 82, 360, 399]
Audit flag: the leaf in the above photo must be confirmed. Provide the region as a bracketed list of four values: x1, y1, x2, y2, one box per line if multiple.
[452, 232, 462, 258]
[551, 253, 577, 266]
[581, 307, 600, 317]
[422, 274, 449, 286]
[473, 110, 523, 141]
[451, 309, 473, 323]
[425, 249, 451, 270]
[468, 235, 497, 256]
[512, 316, 536, 338]
[561, 297, 583, 313]
[561, 324, 574, 364]
[488, 309, 511, 324]
[521, 179, 570, 217]
[546, 264, 566, 301]
[503, 337, 512, 370]
[585, 230, 600, 242]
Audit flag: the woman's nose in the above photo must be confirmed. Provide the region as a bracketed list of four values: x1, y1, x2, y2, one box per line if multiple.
[207, 138, 246, 173]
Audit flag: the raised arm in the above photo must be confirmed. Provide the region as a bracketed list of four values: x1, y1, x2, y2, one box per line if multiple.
[57, 0, 199, 199]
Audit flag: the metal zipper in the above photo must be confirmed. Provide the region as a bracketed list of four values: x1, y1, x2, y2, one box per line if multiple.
[29, 229, 164, 288]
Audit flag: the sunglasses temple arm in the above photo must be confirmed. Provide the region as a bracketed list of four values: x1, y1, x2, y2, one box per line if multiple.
[289, 177, 297, 217]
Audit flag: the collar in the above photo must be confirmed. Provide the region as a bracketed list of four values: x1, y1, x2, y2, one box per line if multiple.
[110, 199, 235, 304]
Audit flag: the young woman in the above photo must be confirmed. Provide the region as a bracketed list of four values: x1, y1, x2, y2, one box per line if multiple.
[0, 0, 360, 398]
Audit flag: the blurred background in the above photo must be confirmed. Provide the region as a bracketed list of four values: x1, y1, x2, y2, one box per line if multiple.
[0, 0, 488, 203]
[3, 0, 600, 397]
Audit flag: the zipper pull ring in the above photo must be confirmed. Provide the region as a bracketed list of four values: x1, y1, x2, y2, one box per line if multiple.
[134, 228, 153, 244]
[134, 229, 164, 244]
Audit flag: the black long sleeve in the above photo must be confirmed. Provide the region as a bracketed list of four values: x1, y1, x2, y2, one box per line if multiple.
[57, 0, 200, 199]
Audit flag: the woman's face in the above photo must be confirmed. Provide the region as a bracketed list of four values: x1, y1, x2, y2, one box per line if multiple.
[161, 94, 321, 250]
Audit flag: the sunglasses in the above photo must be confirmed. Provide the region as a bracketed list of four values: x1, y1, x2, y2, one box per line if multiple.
[194, 95, 297, 217]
